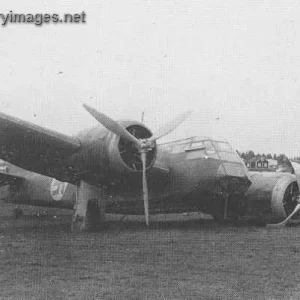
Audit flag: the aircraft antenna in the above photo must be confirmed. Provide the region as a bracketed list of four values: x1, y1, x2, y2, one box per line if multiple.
[141, 111, 144, 123]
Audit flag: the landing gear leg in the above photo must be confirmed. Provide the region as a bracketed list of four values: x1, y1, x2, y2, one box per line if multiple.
[13, 205, 23, 219]
[211, 194, 241, 224]
[223, 194, 229, 220]
[71, 181, 107, 231]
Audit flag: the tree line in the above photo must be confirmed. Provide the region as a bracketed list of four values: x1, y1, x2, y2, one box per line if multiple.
[237, 151, 300, 163]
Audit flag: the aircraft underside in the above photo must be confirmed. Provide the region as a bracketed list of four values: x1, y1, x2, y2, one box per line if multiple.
[3, 164, 300, 230]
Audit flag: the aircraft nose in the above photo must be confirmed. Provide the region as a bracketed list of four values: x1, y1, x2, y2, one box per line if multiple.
[217, 162, 251, 194]
[217, 162, 249, 178]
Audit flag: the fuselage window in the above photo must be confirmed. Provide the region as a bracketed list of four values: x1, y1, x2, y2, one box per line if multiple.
[171, 142, 191, 154]
[213, 141, 233, 152]
[204, 141, 214, 151]
[185, 139, 207, 159]
[189, 141, 205, 150]
[212, 141, 241, 162]
[218, 152, 240, 162]
[203, 141, 218, 158]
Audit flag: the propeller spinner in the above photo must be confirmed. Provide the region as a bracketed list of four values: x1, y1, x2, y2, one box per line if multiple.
[83, 103, 192, 226]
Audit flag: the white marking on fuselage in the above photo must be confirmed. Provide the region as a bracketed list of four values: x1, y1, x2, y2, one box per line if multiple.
[50, 179, 68, 201]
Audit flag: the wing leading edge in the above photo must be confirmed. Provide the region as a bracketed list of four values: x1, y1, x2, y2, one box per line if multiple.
[0, 112, 81, 181]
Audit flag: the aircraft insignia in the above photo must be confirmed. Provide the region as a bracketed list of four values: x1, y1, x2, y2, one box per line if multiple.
[50, 179, 68, 201]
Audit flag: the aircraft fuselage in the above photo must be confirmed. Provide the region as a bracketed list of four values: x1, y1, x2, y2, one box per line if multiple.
[1, 137, 250, 219]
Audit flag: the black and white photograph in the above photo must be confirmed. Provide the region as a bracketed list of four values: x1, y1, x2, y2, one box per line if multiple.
[1, 1, 300, 299]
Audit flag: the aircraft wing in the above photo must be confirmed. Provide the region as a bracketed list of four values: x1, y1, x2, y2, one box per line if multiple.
[0, 168, 24, 187]
[0, 112, 81, 181]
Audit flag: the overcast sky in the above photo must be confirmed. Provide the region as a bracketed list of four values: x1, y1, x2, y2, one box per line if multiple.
[1, 1, 300, 156]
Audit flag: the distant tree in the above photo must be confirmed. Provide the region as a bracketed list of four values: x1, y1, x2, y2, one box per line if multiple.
[237, 150, 300, 164]
[277, 154, 286, 164]
[247, 150, 255, 160]
[238, 152, 246, 159]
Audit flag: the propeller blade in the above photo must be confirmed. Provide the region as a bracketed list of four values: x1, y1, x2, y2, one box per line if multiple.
[267, 203, 300, 228]
[141, 151, 149, 226]
[149, 110, 192, 142]
[83, 104, 141, 147]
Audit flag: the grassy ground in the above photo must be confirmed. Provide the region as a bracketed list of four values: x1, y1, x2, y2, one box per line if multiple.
[1, 202, 300, 299]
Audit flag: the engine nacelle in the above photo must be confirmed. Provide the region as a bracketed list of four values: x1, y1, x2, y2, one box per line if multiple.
[70, 120, 157, 184]
[246, 172, 299, 223]
[106, 121, 157, 176]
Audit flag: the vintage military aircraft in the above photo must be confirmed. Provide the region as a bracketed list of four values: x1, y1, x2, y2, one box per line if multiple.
[0, 105, 299, 230]
[0, 147, 299, 228]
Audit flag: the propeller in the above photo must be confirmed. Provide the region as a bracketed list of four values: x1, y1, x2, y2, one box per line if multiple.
[149, 110, 192, 142]
[267, 189, 300, 228]
[83, 103, 191, 226]
[141, 150, 149, 226]
[267, 203, 300, 228]
[83, 104, 141, 147]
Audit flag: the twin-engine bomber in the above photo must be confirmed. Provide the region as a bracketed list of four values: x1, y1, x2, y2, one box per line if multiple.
[0, 105, 299, 229]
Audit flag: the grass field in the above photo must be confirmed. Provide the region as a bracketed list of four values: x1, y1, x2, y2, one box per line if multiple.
[1, 202, 300, 299]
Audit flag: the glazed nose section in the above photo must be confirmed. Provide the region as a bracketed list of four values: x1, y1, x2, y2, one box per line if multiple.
[217, 162, 248, 178]
[217, 162, 252, 193]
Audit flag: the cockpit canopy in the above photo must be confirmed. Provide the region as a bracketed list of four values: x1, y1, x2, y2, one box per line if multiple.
[160, 137, 242, 163]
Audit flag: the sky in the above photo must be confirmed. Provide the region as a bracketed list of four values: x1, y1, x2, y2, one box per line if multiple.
[1, 0, 300, 156]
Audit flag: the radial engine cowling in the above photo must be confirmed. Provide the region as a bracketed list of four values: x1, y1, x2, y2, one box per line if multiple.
[246, 172, 299, 223]
[106, 121, 157, 176]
